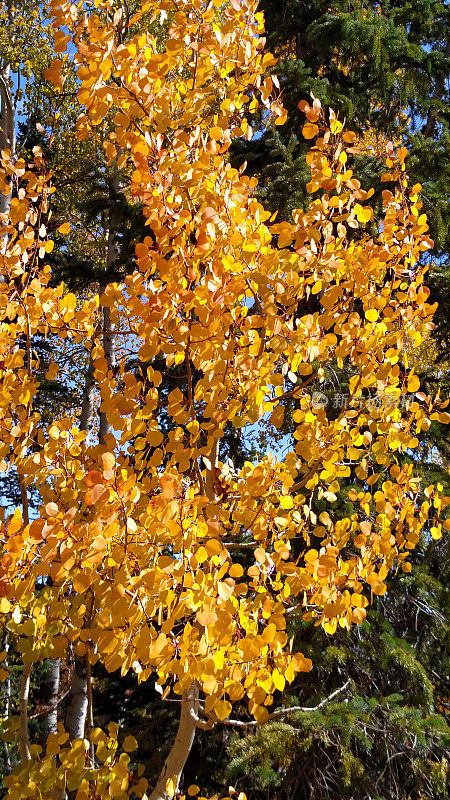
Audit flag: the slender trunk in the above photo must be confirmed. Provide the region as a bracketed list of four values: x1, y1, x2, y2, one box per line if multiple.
[43, 658, 60, 739]
[149, 686, 199, 800]
[2, 632, 11, 774]
[19, 476, 29, 526]
[19, 661, 32, 763]
[0, 64, 16, 260]
[64, 654, 87, 740]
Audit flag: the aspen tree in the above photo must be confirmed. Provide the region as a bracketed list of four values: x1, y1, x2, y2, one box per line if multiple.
[0, 2, 448, 799]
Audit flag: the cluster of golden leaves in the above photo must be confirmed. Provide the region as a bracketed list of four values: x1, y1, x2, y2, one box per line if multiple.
[0, 0, 448, 795]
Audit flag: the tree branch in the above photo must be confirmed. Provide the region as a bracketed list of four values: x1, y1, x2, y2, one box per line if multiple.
[218, 680, 351, 729]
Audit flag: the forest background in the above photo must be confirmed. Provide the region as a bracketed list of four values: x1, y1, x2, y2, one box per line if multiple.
[0, 1, 449, 800]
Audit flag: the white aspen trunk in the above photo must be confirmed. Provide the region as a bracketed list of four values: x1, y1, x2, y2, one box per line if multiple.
[149, 686, 199, 800]
[2, 632, 11, 773]
[43, 658, 60, 738]
[19, 661, 32, 763]
[0, 64, 15, 260]
[79, 358, 96, 441]
[64, 654, 88, 740]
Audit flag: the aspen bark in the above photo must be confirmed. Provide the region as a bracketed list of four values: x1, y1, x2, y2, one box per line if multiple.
[149, 686, 200, 800]
[43, 658, 60, 738]
[19, 661, 32, 763]
[2, 632, 11, 773]
[79, 358, 96, 441]
[0, 64, 15, 259]
[64, 654, 88, 740]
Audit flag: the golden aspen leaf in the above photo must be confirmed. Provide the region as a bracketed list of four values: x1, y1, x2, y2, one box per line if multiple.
[166, 778, 176, 798]
[365, 309, 378, 322]
[85, 484, 108, 506]
[45, 363, 59, 380]
[188, 786, 200, 796]
[218, 582, 233, 601]
[205, 538, 222, 556]
[296, 653, 313, 671]
[253, 705, 269, 723]
[356, 207, 372, 223]
[214, 699, 232, 720]
[272, 669, 285, 692]
[0, 598, 10, 613]
[45, 502, 58, 517]
[196, 546, 208, 563]
[407, 375, 420, 393]
[85, 471, 104, 487]
[29, 519, 45, 541]
[322, 618, 338, 634]
[147, 430, 164, 447]
[73, 573, 92, 593]
[58, 222, 71, 234]
[330, 119, 343, 134]
[197, 609, 218, 626]
[302, 123, 319, 139]
[304, 549, 318, 564]
[123, 735, 138, 752]
[102, 452, 116, 471]
[280, 495, 294, 509]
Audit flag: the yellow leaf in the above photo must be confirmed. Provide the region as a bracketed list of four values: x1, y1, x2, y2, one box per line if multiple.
[272, 669, 285, 692]
[302, 123, 319, 139]
[102, 452, 116, 471]
[123, 735, 138, 752]
[407, 375, 420, 393]
[0, 598, 10, 613]
[214, 699, 232, 720]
